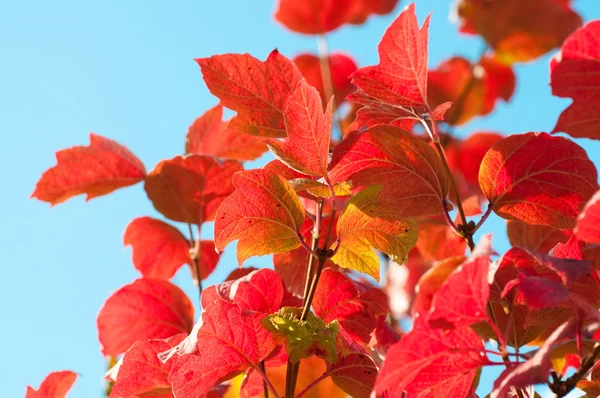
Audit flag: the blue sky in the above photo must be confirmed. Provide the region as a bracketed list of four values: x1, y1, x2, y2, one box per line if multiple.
[2, 1, 600, 397]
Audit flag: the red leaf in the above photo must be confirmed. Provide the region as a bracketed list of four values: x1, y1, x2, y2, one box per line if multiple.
[31, 133, 146, 205]
[428, 56, 515, 125]
[313, 269, 389, 343]
[413, 255, 466, 317]
[266, 79, 333, 177]
[214, 169, 305, 265]
[577, 190, 600, 244]
[352, 99, 450, 131]
[185, 105, 267, 161]
[507, 220, 571, 253]
[274, 0, 397, 35]
[510, 274, 570, 309]
[490, 320, 575, 398]
[478, 132, 598, 228]
[375, 321, 488, 398]
[123, 217, 220, 280]
[201, 268, 284, 314]
[329, 125, 450, 219]
[416, 217, 467, 261]
[97, 278, 194, 357]
[428, 253, 491, 329]
[144, 154, 242, 224]
[197, 50, 302, 138]
[166, 301, 277, 398]
[294, 53, 358, 105]
[351, 3, 430, 108]
[551, 21, 600, 139]
[106, 334, 186, 398]
[26, 371, 77, 398]
[456, 0, 582, 63]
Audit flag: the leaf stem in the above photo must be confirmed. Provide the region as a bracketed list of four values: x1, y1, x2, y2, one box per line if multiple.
[254, 362, 281, 398]
[260, 360, 270, 398]
[317, 35, 344, 135]
[472, 203, 493, 235]
[295, 373, 328, 398]
[187, 223, 203, 306]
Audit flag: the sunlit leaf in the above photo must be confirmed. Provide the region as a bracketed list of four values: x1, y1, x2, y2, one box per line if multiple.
[577, 190, 600, 244]
[26, 371, 77, 398]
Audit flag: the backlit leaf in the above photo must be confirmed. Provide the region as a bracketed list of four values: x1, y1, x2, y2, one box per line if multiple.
[428, 254, 491, 329]
[267, 79, 333, 177]
[106, 334, 186, 398]
[26, 371, 77, 398]
[313, 269, 389, 343]
[97, 278, 194, 357]
[294, 53, 358, 105]
[478, 132, 598, 228]
[185, 105, 267, 161]
[507, 220, 571, 253]
[166, 300, 277, 398]
[32, 133, 146, 205]
[214, 169, 305, 265]
[375, 320, 489, 397]
[413, 256, 465, 317]
[262, 307, 339, 364]
[416, 217, 467, 261]
[351, 3, 430, 107]
[144, 154, 242, 224]
[123, 217, 220, 280]
[197, 50, 302, 137]
[455, 0, 582, 63]
[551, 21, 600, 139]
[428, 56, 515, 125]
[274, 0, 397, 35]
[577, 190, 600, 244]
[331, 186, 418, 280]
[329, 125, 450, 219]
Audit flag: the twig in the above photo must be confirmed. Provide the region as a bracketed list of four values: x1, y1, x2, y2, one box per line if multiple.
[187, 223, 203, 305]
[260, 361, 269, 398]
[549, 342, 600, 396]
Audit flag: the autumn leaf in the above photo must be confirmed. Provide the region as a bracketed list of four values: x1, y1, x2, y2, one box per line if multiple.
[428, 56, 515, 125]
[331, 186, 418, 280]
[375, 320, 489, 398]
[197, 50, 302, 137]
[262, 307, 339, 363]
[551, 21, 600, 139]
[123, 217, 220, 280]
[329, 125, 450, 219]
[106, 334, 186, 398]
[351, 3, 430, 107]
[274, 0, 397, 35]
[413, 256, 466, 317]
[214, 169, 305, 265]
[478, 132, 598, 228]
[428, 254, 491, 329]
[144, 154, 242, 224]
[31, 133, 146, 205]
[26, 371, 77, 398]
[507, 220, 571, 254]
[97, 278, 194, 357]
[313, 269, 389, 343]
[351, 98, 451, 131]
[416, 217, 467, 261]
[166, 300, 277, 398]
[201, 268, 284, 314]
[294, 52, 358, 105]
[266, 79, 333, 177]
[455, 0, 582, 63]
[185, 104, 267, 161]
[577, 190, 600, 244]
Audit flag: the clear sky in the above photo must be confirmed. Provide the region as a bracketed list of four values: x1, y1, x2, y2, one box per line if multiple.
[2, 1, 600, 397]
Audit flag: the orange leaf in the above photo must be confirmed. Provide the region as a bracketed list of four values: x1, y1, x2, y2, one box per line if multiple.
[329, 125, 450, 219]
[144, 154, 242, 224]
[351, 4, 430, 107]
[185, 104, 267, 161]
[416, 217, 467, 261]
[428, 56, 515, 125]
[214, 169, 305, 265]
[123, 217, 220, 280]
[294, 52, 358, 105]
[97, 278, 194, 357]
[31, 133, 146, 205]
[197, 50, 302, 137]
[274, 0, 397, 35]
[26, 371, 77, 398]
[332, 186, 418, 280]
[267, 80, 332, 177]
[455, 0, 582, 63]
[478, 132, 598, 228]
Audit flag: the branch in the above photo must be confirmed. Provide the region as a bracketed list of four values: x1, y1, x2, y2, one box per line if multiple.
[187, 223, 203, 306]
[549, 342, 600, 396]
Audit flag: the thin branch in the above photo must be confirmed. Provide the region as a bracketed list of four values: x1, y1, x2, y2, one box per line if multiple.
[441, 199, 463, 237]
[260, 361, 269, 398]
[295, 373, 328, 398]
[472, 203, 493, 235]
[549, 342, 600, 397]
[187, 223, 203, 305]
[254, 363, 281, 398]
[317, 35, 344, 135]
